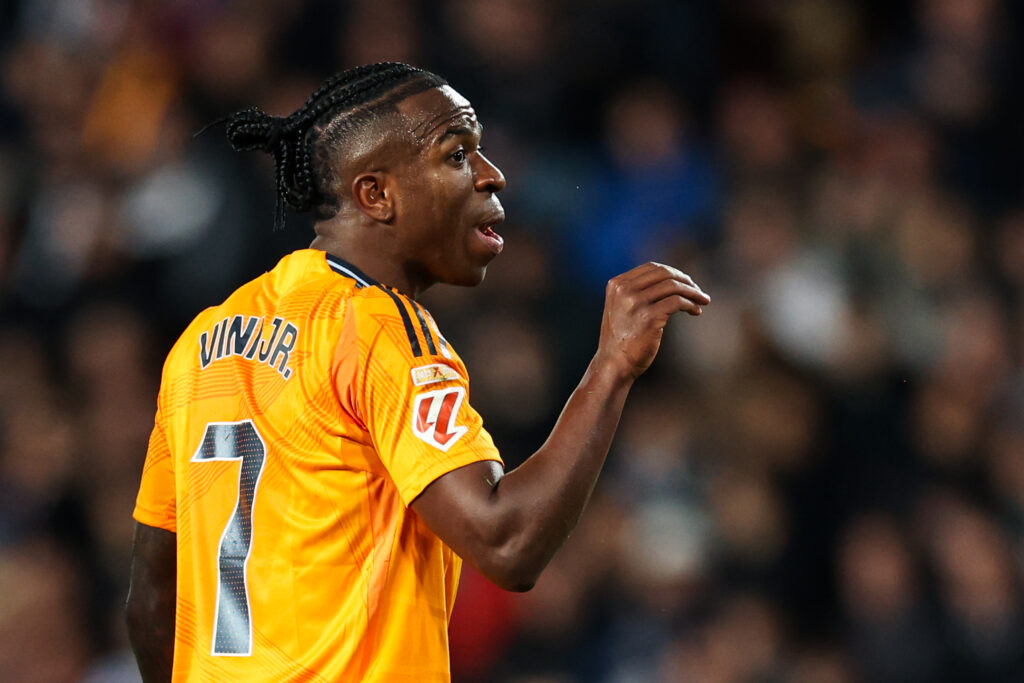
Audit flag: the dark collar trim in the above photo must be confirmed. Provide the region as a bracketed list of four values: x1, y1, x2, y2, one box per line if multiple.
[324, 253, 380, 289]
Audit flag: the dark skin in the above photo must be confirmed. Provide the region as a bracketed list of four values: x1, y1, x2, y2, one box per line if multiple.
[126, 523, 176, 682]
[310, 86, 507, 295]
[126, 85, 710, 679]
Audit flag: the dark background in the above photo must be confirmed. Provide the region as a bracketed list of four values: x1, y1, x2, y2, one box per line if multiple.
[1, 1, 1023, 681]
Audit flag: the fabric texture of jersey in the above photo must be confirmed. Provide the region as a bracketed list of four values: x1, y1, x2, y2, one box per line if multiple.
[133, 249, 502, 682]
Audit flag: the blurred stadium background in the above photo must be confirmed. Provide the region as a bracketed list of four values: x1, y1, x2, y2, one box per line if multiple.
[1, 1, 1023, 681]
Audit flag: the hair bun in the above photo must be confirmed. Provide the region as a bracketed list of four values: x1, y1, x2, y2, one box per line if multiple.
[224, 107, 287, 153]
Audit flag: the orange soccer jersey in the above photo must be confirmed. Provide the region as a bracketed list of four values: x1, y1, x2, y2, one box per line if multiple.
[133, 249, 502, 682]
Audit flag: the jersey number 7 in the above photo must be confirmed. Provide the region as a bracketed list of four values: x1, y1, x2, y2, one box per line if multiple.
[191, 420, 267, 656]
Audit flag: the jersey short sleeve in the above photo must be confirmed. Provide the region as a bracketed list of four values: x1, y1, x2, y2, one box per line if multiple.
[133, 398, 177, 532]
[344, 292, 503, 506]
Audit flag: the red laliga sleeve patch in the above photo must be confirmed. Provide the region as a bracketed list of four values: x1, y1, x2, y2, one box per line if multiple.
[412, 387, 469, 451]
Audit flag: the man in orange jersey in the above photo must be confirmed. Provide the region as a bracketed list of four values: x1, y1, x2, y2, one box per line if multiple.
[126, 63, 710, 682]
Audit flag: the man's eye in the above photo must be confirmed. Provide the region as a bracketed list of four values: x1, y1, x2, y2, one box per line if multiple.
[450, 149, 466, 164]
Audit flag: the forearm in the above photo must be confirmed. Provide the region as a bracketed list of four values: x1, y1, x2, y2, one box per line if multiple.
[126, 523, 177, 683]
[484, 354, 633, 586]
[412, 263, 709, 591]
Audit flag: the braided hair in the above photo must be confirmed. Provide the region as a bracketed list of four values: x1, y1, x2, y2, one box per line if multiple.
[221, 63, 447, 229]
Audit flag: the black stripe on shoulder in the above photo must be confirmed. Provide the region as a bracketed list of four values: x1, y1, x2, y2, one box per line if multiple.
[408, 300, 438, 355]
[377, 286, 422, 357]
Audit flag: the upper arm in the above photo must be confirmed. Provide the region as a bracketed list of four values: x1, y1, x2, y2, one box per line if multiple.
[126, 522, 176, 619]
[410, 460, 541, 592]
[410, 459, 506, 563]
[128, 521, 177, 587]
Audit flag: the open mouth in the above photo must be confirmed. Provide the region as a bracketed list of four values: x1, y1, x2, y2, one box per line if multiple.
[475, 222, 504, 254]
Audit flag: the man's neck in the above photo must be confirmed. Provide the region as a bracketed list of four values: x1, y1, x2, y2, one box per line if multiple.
[310, 221, 425, 298]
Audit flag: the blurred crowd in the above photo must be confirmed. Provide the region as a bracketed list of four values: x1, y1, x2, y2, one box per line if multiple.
[1, 0, 1023, 681]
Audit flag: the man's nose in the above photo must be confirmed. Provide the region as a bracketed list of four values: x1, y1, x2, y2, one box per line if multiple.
[474, 153, 506, 193]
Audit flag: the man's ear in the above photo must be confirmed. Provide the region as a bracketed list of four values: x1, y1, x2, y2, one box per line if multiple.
[351, 172, 396, 223]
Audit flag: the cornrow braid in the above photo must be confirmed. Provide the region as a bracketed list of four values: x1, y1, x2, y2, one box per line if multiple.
[221, 62, 447, 230]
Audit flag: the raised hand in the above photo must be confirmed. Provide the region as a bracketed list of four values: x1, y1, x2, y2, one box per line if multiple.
[597, 262, 710, 380]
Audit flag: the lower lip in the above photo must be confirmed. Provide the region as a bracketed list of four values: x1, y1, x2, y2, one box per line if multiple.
[475, 225, 504, 254]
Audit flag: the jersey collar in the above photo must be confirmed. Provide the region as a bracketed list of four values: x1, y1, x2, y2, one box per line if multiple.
[324, 253, 380, 289]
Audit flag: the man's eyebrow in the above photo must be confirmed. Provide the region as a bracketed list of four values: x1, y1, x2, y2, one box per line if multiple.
[436, 121, 483, 144]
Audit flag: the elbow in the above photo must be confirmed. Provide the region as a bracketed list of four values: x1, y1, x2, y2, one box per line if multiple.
[480, 564, 538, 593]
[476, 541, 543, 593]
[504, 578, 537, 593]
[457, 497, 550, 592]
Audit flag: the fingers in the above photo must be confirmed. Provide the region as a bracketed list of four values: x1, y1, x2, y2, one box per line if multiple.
[617, 261, 664, 283]
[598, 263, 708, 379]
[608, 263, 709, 310]
[652, 293, 703, 318]
[630, 262, 700, 290]
[640, 277, 710, 307]
[618, 262, 708, 298]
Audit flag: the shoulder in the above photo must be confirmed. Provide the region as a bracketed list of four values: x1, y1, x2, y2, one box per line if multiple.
[160, 250, 349, 366]
[349, 287, 430, 357]
[349, 288, 461, 370]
